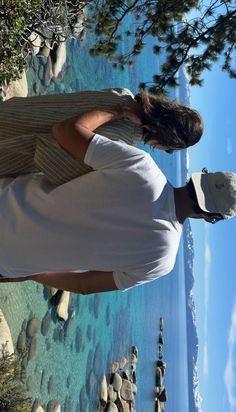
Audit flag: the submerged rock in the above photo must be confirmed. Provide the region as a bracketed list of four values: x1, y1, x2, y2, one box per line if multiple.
[27, 318, 41, 338]
[41, 311, 51, 336]
[86, 349, 93, 377]
[64, 396, 72, 412]
[44, 56, 53, 86]
[86, 370, 96, 398]
[86, 324, 93, 341]
[93, 344, 103, 376]
[40, 369, 46, 391]
[105, 304, 111, 326]
[66, 375, 71, 388]
[75, 326, 83, 352]
[64, 309, 75, 337]
[79, 386, 88, 411]
[17, 330, 27, 353]
[48, 375, 54, 394]
[46, 400, 60, 412]
[26, 375, 33, 391]
[93, 294, 101, 319]
[28, 336, 37, 360]
[53, 326, 60, 342]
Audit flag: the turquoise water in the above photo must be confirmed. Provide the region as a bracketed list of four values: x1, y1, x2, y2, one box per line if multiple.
[0, 32, 189, 412]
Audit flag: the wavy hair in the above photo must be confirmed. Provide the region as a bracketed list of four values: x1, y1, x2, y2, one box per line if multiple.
[135, 91, 204, 150]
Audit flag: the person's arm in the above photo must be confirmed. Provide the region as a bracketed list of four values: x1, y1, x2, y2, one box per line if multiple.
[52, 107, 124, 161]
[0, 271, 118, 294]
[52, 103, 143, 161]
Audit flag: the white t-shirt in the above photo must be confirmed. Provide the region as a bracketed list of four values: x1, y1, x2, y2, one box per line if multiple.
[0, 134, 182, 290]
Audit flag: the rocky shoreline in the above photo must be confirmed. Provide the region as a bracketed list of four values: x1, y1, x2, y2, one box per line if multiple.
[1, 2, 87, 102]
[97, 346, 139, 412]
[0, 296, 139, 412]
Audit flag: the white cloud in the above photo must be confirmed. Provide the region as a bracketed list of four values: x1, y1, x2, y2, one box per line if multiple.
[224, 301, 236, 409]
[226, 137, 233, 155]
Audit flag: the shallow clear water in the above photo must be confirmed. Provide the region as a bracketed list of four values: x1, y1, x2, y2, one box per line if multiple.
[0, 30, 190, 412]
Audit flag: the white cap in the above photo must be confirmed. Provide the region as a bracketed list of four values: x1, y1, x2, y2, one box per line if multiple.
[191, 172, 236, 219]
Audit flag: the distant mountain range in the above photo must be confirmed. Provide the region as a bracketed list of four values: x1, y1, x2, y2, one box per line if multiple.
[178, 66, 203, 412]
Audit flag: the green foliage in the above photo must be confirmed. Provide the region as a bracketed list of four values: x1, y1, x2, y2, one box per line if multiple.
[0, 0, 90, 89]
[0, 344, 31, 411]
[0, 0, 43, 87]
[1, 0, 236, 93]
[87, 0, 236, 93]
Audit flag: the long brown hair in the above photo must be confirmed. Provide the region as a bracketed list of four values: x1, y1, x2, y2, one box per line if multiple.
[135, 91, 204, 150]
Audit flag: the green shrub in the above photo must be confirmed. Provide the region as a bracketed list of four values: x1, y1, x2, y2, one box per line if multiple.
[0, 0, 43, 87]
[0, 343, 32, 412]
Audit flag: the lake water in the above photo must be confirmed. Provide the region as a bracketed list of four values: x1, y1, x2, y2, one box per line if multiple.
[0, 26, 194, 412]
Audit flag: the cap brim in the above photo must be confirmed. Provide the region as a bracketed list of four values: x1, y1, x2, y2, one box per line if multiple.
[191, 173, 218, 213]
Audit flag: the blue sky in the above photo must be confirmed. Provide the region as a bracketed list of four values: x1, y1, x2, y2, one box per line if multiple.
[188, 60, 236, 412]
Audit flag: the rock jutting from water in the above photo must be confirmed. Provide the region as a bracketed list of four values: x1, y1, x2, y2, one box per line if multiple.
[0, 309, 14, 357]
[97, 346, 138, 412]
[154, 317, 168, 412]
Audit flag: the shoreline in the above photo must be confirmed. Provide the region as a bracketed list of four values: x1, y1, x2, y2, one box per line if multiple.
[0, 308, 14, 356]
[1, 70, 29, 101]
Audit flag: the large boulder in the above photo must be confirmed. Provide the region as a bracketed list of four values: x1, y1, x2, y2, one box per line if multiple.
[110, 373, 122, 392]
[57, 291, 70, 321]
[118, 357, 127, 369]
[99, 374, 108, 407]
[120, 379, 134, 401]
[0, 309, 14, 357]
[35, 406, 45, 412]
[51, 39, 67, 79]
[28, 31, 42, 55]
[110, 361, 119, 373]
[107, 384, 117, 402]
[155, 367, 163, 387]
[3, 70, 28, 100]
[106, 401, 118, 412]
[115, 396, 130, 412]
